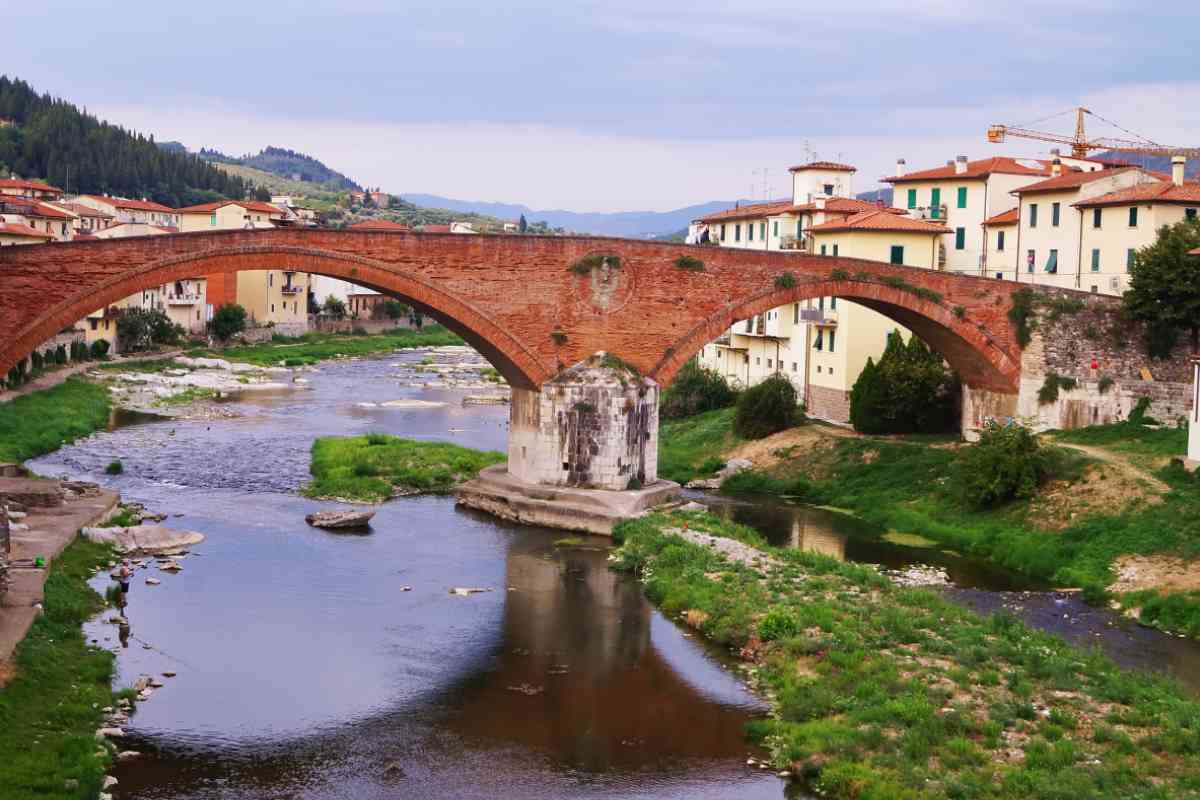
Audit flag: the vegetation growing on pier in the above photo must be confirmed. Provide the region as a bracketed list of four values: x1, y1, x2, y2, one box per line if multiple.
[303, 434, 504, 501]
[611, 510, 1200, 798]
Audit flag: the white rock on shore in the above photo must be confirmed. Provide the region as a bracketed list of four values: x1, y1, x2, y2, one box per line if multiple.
[305, 509, 376, 529]
[82, 525, 205, 554]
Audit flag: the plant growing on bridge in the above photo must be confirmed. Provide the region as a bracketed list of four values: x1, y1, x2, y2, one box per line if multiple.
[829, 268, 850, 281]
[849, 332, 957, 435]
[673, 255, 705, 272]
[551, 330, 568, 345]
[659, 360, 738, 420]
[1008, 287, 1037, 348]
[1124, 217, 1200, 357]
[570, 253, 621, 275]
[372, 299, 409, 321]
[773, 271, 797, 290]
[1037, 372, 1079, 405]
[211, 303, 248, 340]
[733, 374, 802, 439]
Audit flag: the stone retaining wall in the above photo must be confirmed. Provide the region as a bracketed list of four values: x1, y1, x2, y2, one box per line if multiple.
[806, 384, 851, 424]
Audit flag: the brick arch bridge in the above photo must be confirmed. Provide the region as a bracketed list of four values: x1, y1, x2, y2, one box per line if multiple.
[0, 228, 1026, 394]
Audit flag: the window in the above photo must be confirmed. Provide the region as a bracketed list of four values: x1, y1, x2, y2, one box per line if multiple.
[832, 244, 839, 257]
[734, 224, 741, 242]
[814, 330, 824, 351]
[1026, 249, 1035, 273]
[1129, 207, 1138, 227]
[995, 272, 1003, 280]
[1029, 203, 1038, 228]
[1046, 248, 1058, 274]
[820, 244, 827, 255]
[828, 330, 836, 352]
[767, 359, 772, 368]
[930, 188, 941, 219]
[720, 224, 726, 242]
[823, 183, 834, 195]
[956, 187, 967, 209]
[1126, 248, 1136, 272]
[1051, 202, 1061, 227]
[759, 222, 765, 240]
[818, 297, 824, 311]
[268, 273, 273, 286]
[209, 213, 217, 227]
[747, 223, 753, 242]
[772, 220, 778, 237]
[794, 303, 799, 324]
[955, 227, 966, 250]
[997, 230, 1006, 251]
[792, 362, 798, 372]
[1091, 248, 1100, 272]
[907, 188, 917, 209]
[271, 303, 275, 313]
[1187, 208, 1197, 221]
[830, 297, 837, 310]
[1093, 208, 1102, 228]
[796, 219, 803, 237]
[1090, 285, 1099, 294]
[889, 245, 904, 264]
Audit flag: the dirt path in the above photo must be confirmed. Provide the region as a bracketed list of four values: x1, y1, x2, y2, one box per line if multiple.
[1053, 441, 1172, 495]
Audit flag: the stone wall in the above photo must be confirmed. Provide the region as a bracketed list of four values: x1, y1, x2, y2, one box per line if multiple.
[806, 384, 851, 424]
[0, 504, 8, 605]
[507, 356, 659, 490]
[309, 315, 419, 334]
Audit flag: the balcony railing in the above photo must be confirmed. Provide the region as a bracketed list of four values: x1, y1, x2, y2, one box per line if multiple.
[167, 294, 199, 305]
[281, 285, 303, 295]
[779, 235, 808, 251]
[799, 309, 837, 325]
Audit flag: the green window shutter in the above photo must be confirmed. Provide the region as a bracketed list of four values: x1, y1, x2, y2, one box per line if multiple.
[828, 330, 836, 352]
[1027, 250, 1035, 273]
[956, 187, 967, 209]
[796, 219, 803, 237]
[735, 224, 740, 242]
[1052, 202, 1060, 227]
[907, 188, 917, 209]
[889, 245, 904, 265]
[1093, 208, 1102, 228]
[833, 244, 839, 256]
[720, 225, 725, 241]
[820, 244, 827, 255]
[772, 220, 778, 236]
[1029, 204, 1038, 228]
[955, 227, 965, 249]
[1091, 249, 1100, 272]
[930, 188, 941, 219]
[1046, 249, 1058, 273]
[830, 297, 837, 309]
[1129, 207, 1138, 227]
[1126, 248, 1136, 271]
[760, 222, 766, 240]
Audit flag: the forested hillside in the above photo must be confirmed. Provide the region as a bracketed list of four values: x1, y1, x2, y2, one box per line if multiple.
[0, 76, 250, 206]
[199, 146, 360, 191]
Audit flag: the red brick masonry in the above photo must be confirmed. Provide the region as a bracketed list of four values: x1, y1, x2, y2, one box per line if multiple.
[0, 229, 1056, 392]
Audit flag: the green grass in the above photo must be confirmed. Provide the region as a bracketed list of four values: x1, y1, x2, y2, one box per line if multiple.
[189, 327, 463, 367]
[154, 387, 217, 407]
[1053, 422, 1188, 472]
[303, 434, 505, 501]
[1119, 590, 1200, 638]
[657, 407, 742, 484]
[94, 358, 180, 374]
[0, 539, 123, 800]
[611, 511, 1200, 798]
[0, 377, 111, 462]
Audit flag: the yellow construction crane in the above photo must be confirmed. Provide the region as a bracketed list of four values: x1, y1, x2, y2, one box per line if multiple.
[987, 107, 1200, 159]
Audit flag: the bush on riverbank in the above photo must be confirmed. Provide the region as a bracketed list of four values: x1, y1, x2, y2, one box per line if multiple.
[657, 407, 743, 484]
[192, 327, 462, 367]
[611, 511, 1200, 798]
[659, 360, 738, 420]
[955, 421, 1050, 509]
[733, 374, 802, 439]
[0, 377, 111, 462]
[0, 539, 122, 800]
[303, 434, 505, 501]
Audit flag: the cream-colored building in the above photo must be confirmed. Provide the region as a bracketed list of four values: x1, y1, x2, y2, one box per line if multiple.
[74, 195, 179, 228]
[45, 201, 116, 235]
[236, 268, 309, 329]
[1074, 159, 1199, 295]
[0, 221, 55, 246]
[982, 208, 1020, 280]
[0, 197, 74, 241]
[1011, 164, 1156, 293]
[0, 178, 62, 201]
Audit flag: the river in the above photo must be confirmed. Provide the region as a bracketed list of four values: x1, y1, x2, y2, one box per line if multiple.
[29, 349, 1200, 799]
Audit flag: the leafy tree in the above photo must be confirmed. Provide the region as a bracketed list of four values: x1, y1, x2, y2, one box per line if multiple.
[211, 303, 248, 340]
[252, 185, 272, 202]
[322, 296, 347, 318]
[734, 374, 802, 439]
[373, 299, 409, 321]
[519, 214, 528, 234]
[660, 360, 738, 419]
[90, 340, 110, 359]
[116, 308, 184, 352]
[956, 421, 1049, 509]
[849, 331, 957, 434]
[1123, 217, 1200, 357]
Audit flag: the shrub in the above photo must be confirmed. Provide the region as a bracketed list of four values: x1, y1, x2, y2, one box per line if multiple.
[117, 307, 184, 352]
[1008, 287, 1037, 348]
[322, 295, 347, 318]
[89, 339, 110, 359]
[54, 345, 67, 365]
[211, 303, 248, 340]
[774, 271, 797, 290]
[734, 374, 801, 439]
[674, 255, 705, 271]
[570, 253, 620, 274]
[1038, 373, 1079, 405]
[1128, 396, 1154, 425]
[849, 332, 958, 434]
[372, 299, 408, 320]
[105, 460, 123, 475]
[660, 360, 738, 419]
[955, 422, 1049, 510]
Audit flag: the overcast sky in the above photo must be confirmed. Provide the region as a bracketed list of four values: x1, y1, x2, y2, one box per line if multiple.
[7, 1, 1200, 211]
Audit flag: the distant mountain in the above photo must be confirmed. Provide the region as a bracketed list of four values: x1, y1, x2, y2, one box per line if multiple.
[197, 146, 361, 191]
[857, 187, 894, 206]
[1091, 151, 1199, 179]
[400, 194, 741, 238]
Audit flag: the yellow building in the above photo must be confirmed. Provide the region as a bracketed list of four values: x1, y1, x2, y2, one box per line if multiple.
[235, 268, 309, 330]
[1074, 161, 1200, 295]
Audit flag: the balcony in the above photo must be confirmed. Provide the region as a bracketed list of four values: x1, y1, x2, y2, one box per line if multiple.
[799, 309, 837, 325]
[779, 235, 808, 251]
[167, 294, 199, 305]
[280, 285, 303, 295]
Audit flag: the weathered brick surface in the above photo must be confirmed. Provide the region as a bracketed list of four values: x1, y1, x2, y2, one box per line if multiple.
[0, 229, 1125, 393]
[806, 384, 852, 424]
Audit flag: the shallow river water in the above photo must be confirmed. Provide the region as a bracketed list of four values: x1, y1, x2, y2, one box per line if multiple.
[28, 350, 1200, 799]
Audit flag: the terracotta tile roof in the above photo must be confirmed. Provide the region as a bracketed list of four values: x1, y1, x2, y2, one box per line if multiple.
[1191, 247, 1200, 255]
[177, 200, 282, 215]
[0, 222, 55, 239]
[1073, 180, 1200, 208]
[697, 197, 898, 224]
[421, 224, 453, 233]
[0, 178, 61, 193]
[809, 209, 951, 234]
[885, 156, 1052, 184]
[1012, 166, 1144, 195]
[696, 200, 795, 224]
[78, 195, 178, 213]
[788, 161, 856, 173]
[795, 197, 905, 215]
[73, 232, 97, 240]
[48, 202, 114, 219]
[349, 219, 411, 231]
[0, 198, 72, 219]
[983, 208, 1019, 226]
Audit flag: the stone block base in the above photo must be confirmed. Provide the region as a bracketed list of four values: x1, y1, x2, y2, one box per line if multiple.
[456, 465, 680, 536]
[806, 384, 851, 424]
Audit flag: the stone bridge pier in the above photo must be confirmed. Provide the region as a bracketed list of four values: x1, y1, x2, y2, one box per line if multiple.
[456, 354, 680, 535]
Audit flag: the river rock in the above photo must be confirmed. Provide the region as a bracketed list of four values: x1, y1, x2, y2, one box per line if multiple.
[449, 587, 492, 597]
[145, 577, 161, 586]
[82, 525, 205, 554]
[305, 509, 375, 529]
[380, 399, 446, 409]
[96, 727, 125, 739]
[103, 776, 118, 789]
[116, 750, 141, 761]
[684, 458, 754, 490]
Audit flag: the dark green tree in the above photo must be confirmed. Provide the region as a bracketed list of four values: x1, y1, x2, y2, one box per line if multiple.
[660, 359, 738, 419]
[211, 303, 248, 340]
[849, 331, 957, 434]
[116, 308, 184, 352]
[733, 374, 802, 439]
[1123, 217, 1200, 357]
[519, 214, 528, 234]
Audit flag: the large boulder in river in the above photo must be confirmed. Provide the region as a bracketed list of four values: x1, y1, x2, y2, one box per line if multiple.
[82, 525, 205, 554]
[305, 509, 375, 530]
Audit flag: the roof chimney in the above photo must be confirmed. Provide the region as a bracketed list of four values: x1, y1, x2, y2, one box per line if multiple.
[895, 158, 906, 177]
[1051, 158, 1063, 177]
[815, 197, 826, 210]
[1172, 155, 1186, 187]
[955, 155, 968, 174]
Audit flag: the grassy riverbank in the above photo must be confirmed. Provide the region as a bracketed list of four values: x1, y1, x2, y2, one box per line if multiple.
[304, 434, 505, 501]
[657, 408, 742, 484]
[0, 377, 111, 463]
[192, 327, 462, 367]
[612, 511, 1200, 798]
[0, 539, 123, 800]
